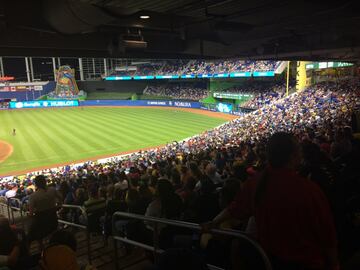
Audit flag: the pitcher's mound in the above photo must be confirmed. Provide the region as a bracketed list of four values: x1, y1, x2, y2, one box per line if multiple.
[0, 141, 13, 163]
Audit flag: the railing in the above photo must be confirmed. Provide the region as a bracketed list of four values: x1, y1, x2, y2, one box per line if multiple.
[0, 197, 27, 228]
[1, 199, 102, 263]
[57, 204, 87, 229]
[57, 204, 111, 264]
[57, 204, 95, 262]
[0, 196, 10, 219]
[7, 197, 24, 226]
[112, 211, 272, 270]
[2, 197, 272, 269]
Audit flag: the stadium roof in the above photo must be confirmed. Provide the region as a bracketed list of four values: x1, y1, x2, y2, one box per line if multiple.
[1, 0, 360, 61]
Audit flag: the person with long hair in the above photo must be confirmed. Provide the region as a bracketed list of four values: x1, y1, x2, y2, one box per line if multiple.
[146, 179, 183, 221]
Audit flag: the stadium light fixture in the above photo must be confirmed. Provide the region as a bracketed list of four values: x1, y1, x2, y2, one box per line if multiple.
[140, 15, 150, 19]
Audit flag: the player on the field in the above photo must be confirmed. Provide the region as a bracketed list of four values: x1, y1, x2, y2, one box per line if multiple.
[12, 128, 16, 136]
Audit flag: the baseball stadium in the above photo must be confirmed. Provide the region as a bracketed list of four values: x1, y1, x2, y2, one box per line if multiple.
[0, 1, 360, 270]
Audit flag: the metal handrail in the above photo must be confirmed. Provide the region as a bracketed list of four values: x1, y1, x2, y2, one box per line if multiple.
[57, 204, 87, 229]
[57, 204, 108, 262]
[112, 211, 272, 270]
[7, 197, 24, 225]
[60, 204, 86, 211]
[7, 197, 22, 210]
[0, 196, 10, 219]
[0, 199, 103, 262]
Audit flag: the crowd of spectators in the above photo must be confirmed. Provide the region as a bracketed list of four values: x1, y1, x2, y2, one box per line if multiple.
[107, 64, 161, 77]
[222, 82, 289, 109]
[144, 82, 209, 100]
[107, 60, 280, 78]
[107, 69, 136, 77]
[143, 80, 290, 104]
[157, 60, 189, 75]
[135, 63, 162, 76]
[1, 78, 360, 269]
[183, 60, 278, 75]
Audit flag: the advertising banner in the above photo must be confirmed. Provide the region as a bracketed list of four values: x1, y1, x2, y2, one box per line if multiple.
[9, 100, 79, 109]
[229, 72, 251, 77]
[133, 75, 155, 80]
[305, 61, 353, 70]
[155, 75, 180, 79]
[213, 73, 229, 78]
[81, 100, 201, 108]
[252, 71, 275, 77]
[197, 74, 213, 78]
[105, 70, 276, 80]
[213, 92, 253, 100]
[105, 76, 132, 80]
[180, 74, 196, 79]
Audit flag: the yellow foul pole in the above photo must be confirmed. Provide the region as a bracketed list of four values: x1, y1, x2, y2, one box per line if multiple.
[286, 61, 290, 96]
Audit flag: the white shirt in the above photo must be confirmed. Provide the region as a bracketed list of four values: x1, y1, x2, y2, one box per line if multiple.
[5, 189, 16, 199]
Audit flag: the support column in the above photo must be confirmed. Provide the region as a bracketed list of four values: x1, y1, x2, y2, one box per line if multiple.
[109, 58, 113, 72]
[57, 57, 61, 67]
[78, 58, 84, 81]
[25, 57, 31, 82]
[29, 57, 35, 82]
[103, 58, 108, 77]
[0, 57, 4, 77]
[52, 57, 57, 81]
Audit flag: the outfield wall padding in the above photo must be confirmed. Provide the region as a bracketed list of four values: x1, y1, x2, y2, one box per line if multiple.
[80, 100, 201, 108]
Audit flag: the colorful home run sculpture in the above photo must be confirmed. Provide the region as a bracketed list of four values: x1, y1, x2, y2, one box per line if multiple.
[55, 66, 79, 97]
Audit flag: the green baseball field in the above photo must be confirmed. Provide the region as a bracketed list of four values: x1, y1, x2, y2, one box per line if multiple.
[0, 107, 233, 176]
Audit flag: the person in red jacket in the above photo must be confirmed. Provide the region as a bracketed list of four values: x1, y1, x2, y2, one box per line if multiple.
[254, 132, 338, 270]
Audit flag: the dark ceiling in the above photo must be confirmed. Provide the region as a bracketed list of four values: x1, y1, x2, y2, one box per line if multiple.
[1, 0, 360, 61]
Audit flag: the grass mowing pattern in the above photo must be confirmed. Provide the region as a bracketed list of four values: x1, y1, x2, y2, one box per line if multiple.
[0, 107, 226, 175]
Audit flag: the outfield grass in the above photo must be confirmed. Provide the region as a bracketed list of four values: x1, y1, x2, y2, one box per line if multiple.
[0, 107, 226, 176]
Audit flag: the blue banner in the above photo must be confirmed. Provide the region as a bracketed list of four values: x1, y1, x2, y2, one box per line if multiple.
[105, 76, 132, 80]
[133, 75, 155, 80]
[213, 73, 229, 78]
[9, 100, 79, 109]
[229, 72, 251, 77]
[81, 100, 201, 108]
[104, 71, 275, 80]
[180, 74, 196, 79]
[155, 75, 180, 79]
[197, 74, 213, 78]
[252, 71, 275, 77]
